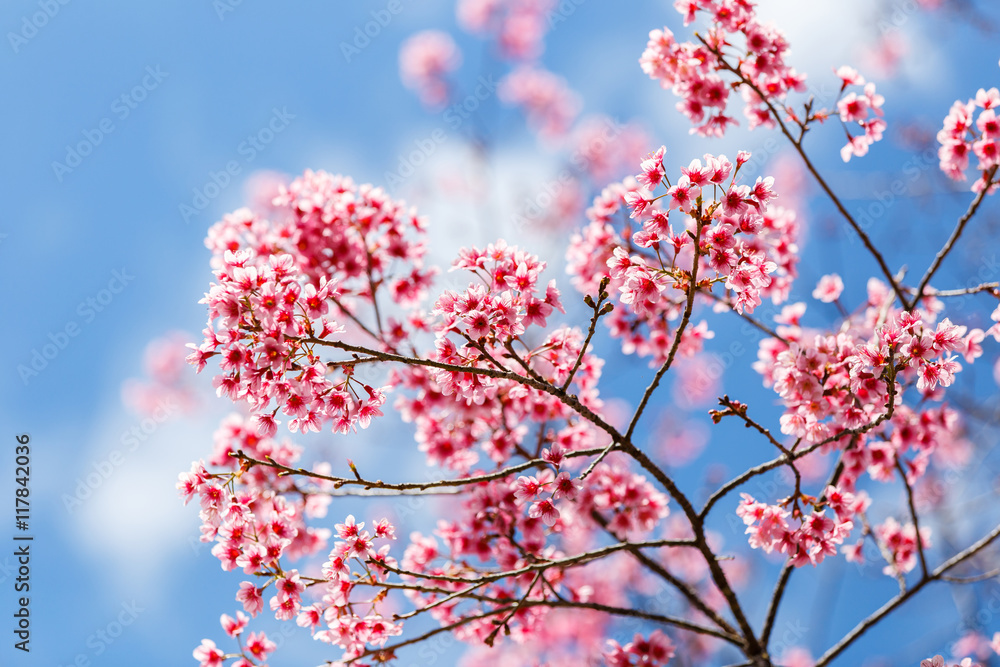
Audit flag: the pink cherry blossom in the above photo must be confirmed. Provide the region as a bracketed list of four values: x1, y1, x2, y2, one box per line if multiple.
[399, 31, 462, 108]
[813, 274, 844, 303]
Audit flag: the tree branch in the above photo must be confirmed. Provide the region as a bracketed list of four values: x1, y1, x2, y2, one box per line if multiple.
[814, 521, 1000, 666]
[908, 165, 998, 310]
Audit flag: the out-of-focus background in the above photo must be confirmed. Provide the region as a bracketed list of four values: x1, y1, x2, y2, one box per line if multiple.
[2, 1, 1000, 665]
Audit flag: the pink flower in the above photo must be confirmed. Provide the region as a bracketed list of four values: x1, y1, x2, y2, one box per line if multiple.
[812, 274, 844, 303]
[528, 498, 560, 526]
[514, 475, 541, 500]
[220, 610, 248, 637]
[399, 31, 462, 108]
[835, 65, 865, 87]
[638, 146, 667, 190]
[245, 631, 277, 661]
[192, 639, 225, 667]
[236, 582, 263, 617]
[838, 92, 870, 122]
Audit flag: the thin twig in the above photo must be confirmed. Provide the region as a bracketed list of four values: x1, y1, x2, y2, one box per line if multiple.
[560, 277, 612, 392]
[908, 165, 998, 310]
[814, 521, 1000, 666]
[895, 458, 929, 578]
[696, 35, 908, 307]
[230, 446, 605, 493]
[699, 289, 787, 343]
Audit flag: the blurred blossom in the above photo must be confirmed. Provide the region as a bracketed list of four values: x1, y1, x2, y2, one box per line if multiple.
[399, 30, 463, 109]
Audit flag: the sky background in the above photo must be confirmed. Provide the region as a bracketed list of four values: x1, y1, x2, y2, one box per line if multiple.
[2, 1, 1000, 666]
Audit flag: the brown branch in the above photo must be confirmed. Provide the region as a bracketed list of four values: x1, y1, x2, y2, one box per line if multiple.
[895, 458, 929, 579]
[909, 282, 999, 298]
[814, 521, 1000, 666]
[696, 35, 908, 308]
[561, 276, 613, 392]
[698, 289, 787, 343]
[908, 165, 998, 310]
[295, 335, 621, 444]
[376, 536, 698, 587]
[940, 569, 1000, 584]
[589, 511, 740, 640]
[230, 446, 605, 493]
[700, 367, 898, 520]
[624, 217, 706, 444]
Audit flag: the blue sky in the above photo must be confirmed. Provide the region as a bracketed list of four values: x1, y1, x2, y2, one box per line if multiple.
[2, 1, 1000, 666]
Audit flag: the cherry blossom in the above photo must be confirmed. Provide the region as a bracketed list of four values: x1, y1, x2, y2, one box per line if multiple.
[399, 31, 462, 108]
[169, 6, 1000, 666]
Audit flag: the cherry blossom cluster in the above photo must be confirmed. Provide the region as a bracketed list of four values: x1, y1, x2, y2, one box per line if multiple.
[398, 486, 561, 641]
[187, 247, 388, 436]
[436, 240, 563, 348]
[177, 416, 331, 570]
[639, 0, 806, 137]
[399, 31, 463, 108]
[180, 417, 406, 664]
[310, 516, 403, 662]
[393, 324, 603, 472]
[193, 615, 276, 667]
[191, 170, 438, 436]
[567, 147, 798, 364]
[872, 516, 931, 576]
[757, 296, 971, 451]
[498, 66, 581, 139]
[574, 459, 670, 537]
[736, 485, 866, 567]
[937, 86, 1000, 193]
[833, 66, 886, 162]
[394, 242, 605, 471]
[397, 461, 668, 649]
[603, 629, 676, 666]
[746, 278, 996, 575]
[204, 170, 435, 313]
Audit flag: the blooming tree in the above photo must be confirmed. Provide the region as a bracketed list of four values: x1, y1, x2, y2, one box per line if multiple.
[156, 1, 1000, 666]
